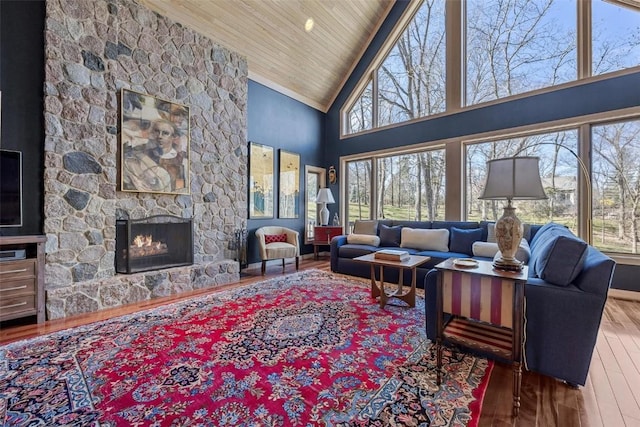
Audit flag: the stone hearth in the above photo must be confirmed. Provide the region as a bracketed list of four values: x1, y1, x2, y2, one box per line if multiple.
[43, 0, 247, 319]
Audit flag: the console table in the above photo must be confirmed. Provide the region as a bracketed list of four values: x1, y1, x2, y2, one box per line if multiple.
[0, 235, 46, 324]
[435, 258, 527, 416]
[312, 226, 342, 260]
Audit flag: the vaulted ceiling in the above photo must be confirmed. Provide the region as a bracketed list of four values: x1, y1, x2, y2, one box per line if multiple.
[139, 0, 394, 112]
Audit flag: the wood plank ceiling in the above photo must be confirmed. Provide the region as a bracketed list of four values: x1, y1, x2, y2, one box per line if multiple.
[139, 0, 394, 112]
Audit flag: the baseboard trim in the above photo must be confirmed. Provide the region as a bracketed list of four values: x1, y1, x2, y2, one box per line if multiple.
[608, 288, 640, 302]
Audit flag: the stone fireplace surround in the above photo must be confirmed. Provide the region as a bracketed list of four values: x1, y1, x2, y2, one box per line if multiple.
[43, 0, 247, 319]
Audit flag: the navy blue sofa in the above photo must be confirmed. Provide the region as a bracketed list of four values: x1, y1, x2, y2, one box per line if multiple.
[330, 220, 485, 286]
[331, 220, 615, 386]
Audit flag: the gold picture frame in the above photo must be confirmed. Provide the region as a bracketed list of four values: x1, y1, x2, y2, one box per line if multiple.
[249, 142, 274, 219]
[120, 88, 190, 194]
[278, 150, 300, 218]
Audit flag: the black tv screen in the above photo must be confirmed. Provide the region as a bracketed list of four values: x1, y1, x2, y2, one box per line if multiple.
[0, 149, 23, 227]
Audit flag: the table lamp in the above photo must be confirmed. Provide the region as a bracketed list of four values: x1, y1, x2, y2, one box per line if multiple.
[315, 188, 335, 226]
[479, 156, 547, 271]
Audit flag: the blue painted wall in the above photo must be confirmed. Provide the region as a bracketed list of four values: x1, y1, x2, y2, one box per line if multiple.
[246, 81, 325, 264]
[0, 0, 45, 237]
[323, 1, 640, 291]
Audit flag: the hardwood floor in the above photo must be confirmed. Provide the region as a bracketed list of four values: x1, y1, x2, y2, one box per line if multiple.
[1, 258, 638, 426]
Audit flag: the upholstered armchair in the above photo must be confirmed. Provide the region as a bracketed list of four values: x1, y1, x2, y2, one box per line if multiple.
[255, 226, 300, 275]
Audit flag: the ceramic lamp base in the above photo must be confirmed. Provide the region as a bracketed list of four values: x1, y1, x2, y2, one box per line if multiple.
[493, 257, 524, 272]
[494, 203, 524, 271]
[319, 204, 329, 226]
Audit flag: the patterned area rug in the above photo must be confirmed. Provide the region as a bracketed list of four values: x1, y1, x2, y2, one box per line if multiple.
[0, 270, 492, 426]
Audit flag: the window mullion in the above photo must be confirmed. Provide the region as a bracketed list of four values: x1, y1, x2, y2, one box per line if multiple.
[578, 0, 592, 79]
[446, 0, 463, 111]
[372, 71, 379, 129]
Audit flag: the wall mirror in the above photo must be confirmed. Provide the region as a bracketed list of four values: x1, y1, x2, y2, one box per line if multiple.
[249, 142, 274, 219]
[304, 165, 326, 244]
[278, 150, 300, 218]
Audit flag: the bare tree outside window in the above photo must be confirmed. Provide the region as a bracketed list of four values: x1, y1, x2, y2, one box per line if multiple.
[374, 150, 445, 221]
[466, 131, 579, 232]
[465, 0, 576, 105]
[346, 160, 372, 229]
[378, 0, 446, 126]
[592, 0, 640, 76]
[592, 120, 640, 254]
[348, 81, 373, 134]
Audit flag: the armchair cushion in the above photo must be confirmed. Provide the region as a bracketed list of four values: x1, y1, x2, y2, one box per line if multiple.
[265, 234, 287, 244]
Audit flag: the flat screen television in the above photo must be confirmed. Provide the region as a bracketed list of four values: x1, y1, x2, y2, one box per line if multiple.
[0, 149, 23, 227]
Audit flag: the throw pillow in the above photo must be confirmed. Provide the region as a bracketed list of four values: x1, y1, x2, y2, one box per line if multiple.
[264, 234, 287, 244]
[534, 234, 588, 286]
[379, 224, 402, 246]
[449, 227, 483, 255]
[352, 220, 378, 236]
[346, 233, 381, 246]
[489, 239, 531, 264]
[400, 227, 449, 252]
[487, 223, 496, 243]
[472, 241, 500, 258]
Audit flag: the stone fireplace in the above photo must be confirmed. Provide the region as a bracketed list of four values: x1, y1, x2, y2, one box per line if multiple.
[116, 215, 193, 274]
[43, 0, 248, 319]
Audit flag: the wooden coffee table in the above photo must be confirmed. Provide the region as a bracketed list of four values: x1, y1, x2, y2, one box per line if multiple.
[353, 253, 431, 308]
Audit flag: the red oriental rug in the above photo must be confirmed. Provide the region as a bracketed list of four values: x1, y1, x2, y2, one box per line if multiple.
[0, 270, 492, 426]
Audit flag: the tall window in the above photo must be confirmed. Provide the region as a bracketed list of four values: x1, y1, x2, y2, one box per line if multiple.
[465, 0, 576, 106]
[343, 0, 640, 135]
[347, 81, 373, 134]
[592, 120, 640, 254]
[346, 160, 372, 229]
[592, 0, 640, 75]
[377, 0, 446, 126]
[376, 150, 445, 220]
[466, 130, 579, 233]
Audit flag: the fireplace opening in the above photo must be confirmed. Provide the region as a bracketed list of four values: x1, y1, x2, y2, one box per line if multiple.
[116, 215, 193, 274]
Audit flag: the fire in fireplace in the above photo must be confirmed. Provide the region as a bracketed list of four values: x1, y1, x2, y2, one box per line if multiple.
[116, 215, 193, 274]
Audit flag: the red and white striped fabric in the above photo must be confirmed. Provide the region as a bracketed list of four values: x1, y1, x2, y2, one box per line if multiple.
[441, 271, 514, 328]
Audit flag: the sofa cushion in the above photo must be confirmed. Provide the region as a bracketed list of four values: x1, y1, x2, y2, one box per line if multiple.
[401, 227, 449, 252]
[449, 227, 483, 255]
[347, 233, 380, 246]
[534, 234, 588, 286]
[379, 224, 402, 246]
[338, 244, 378, 259]
[475, 240, 531, 263]
[352, 220, 378, 235]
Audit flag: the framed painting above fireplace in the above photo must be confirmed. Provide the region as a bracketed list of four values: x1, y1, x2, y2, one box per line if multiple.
[120, 89, 190, 195]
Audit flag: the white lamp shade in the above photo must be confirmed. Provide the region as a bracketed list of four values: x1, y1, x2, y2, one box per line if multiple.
[315, 188, 335, 204]
[479, 157, 547, 201]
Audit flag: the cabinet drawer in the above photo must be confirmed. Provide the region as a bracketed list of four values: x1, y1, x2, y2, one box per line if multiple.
[0, 294, 36, 318]
[0, 278, 35, 297]
[0, 259, 36, 281]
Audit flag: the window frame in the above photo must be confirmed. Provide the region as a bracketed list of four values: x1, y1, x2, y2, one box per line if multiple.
[340, 0, 640, 138]
[338, 106, 640, 262]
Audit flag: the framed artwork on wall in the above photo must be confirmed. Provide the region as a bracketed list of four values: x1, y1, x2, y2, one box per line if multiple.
[120, 88, 190, 194]
[249, 142, 274, 219]
[278, 150, 300, 218]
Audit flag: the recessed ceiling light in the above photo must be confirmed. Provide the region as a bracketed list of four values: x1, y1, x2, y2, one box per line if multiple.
[305, 18, 314, 33]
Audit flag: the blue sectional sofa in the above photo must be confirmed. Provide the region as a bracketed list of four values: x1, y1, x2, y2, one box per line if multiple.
[331, 220, 615, 386]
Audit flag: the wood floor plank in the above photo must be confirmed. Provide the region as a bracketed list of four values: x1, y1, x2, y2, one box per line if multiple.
[1, 259, 640, 426]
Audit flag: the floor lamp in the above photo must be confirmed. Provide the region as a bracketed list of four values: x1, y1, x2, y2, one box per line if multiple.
[315, 188, 335, 226]
[479, 156, 547, 271]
